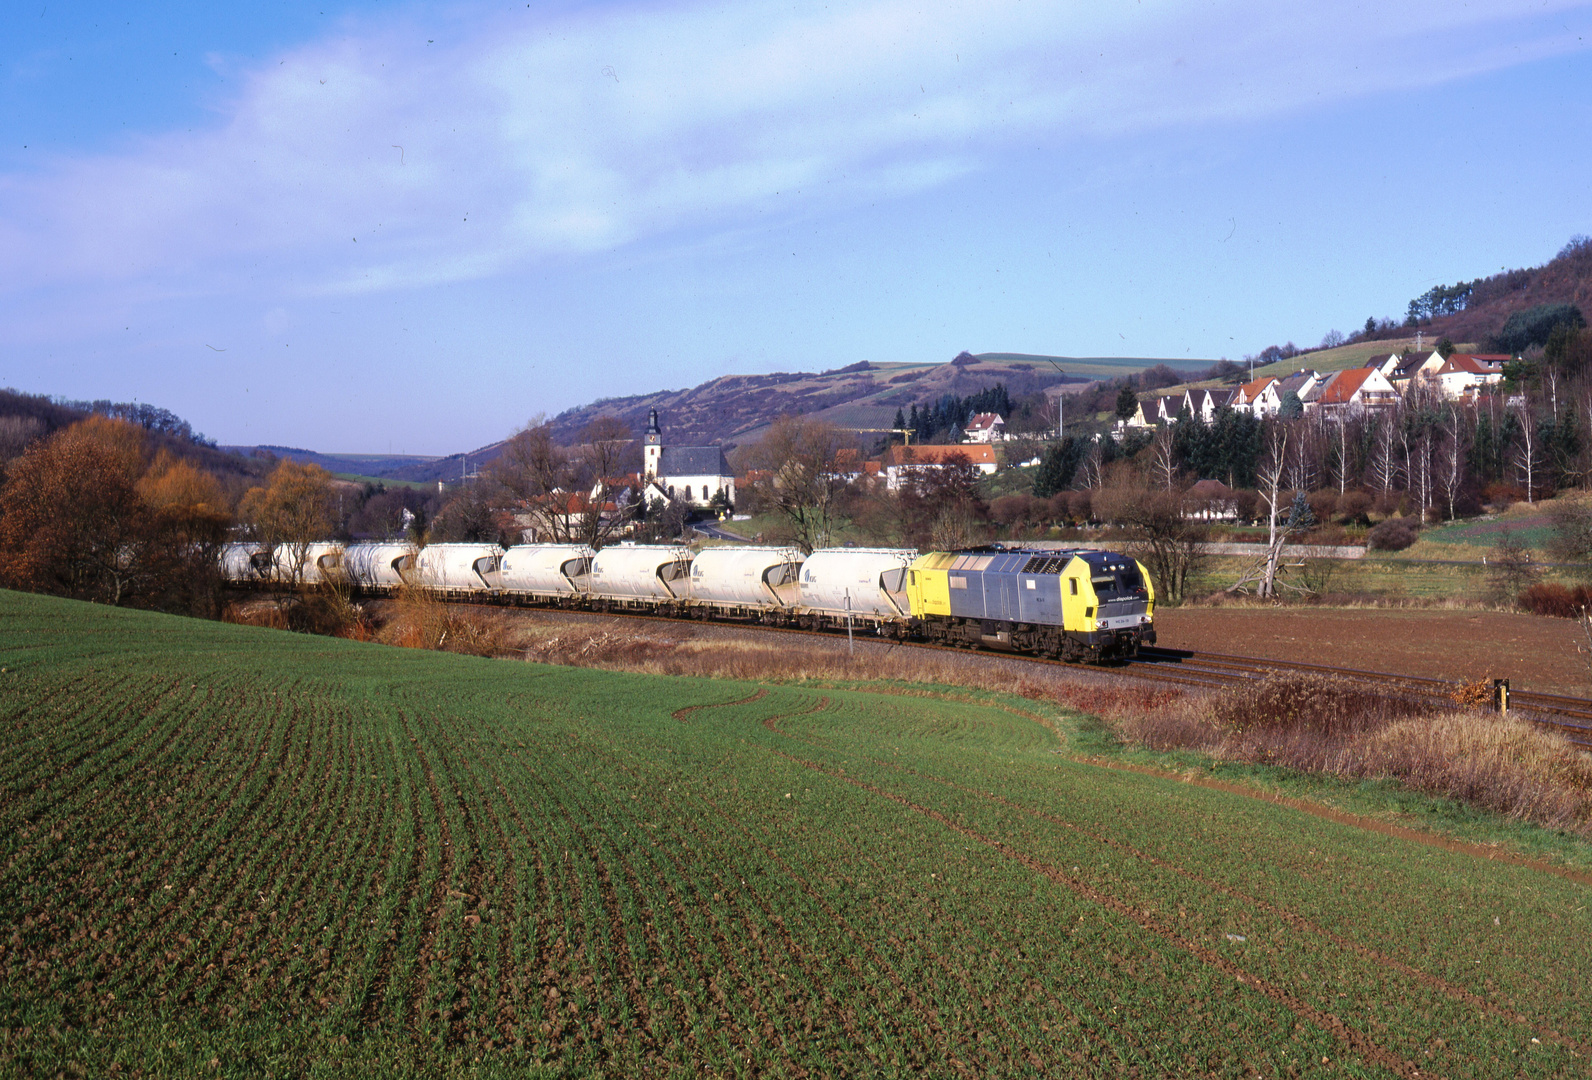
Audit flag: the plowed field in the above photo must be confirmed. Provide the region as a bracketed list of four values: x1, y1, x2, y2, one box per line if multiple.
[1155, 607, 1589, 695]
[3, 590, 1590, 1077]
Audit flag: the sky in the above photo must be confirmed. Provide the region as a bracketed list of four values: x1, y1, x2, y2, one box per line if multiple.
[2, 1, 1590, 454]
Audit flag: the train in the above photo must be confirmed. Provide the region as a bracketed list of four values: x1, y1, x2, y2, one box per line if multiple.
[221, 540, 1155, 662]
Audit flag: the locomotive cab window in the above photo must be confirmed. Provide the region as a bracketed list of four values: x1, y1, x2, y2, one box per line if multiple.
[1069, 578, 1078, 595]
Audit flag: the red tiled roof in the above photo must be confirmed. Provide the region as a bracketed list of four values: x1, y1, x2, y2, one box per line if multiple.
[1237, 376, 1275, 402]
[885, 444, 997, 467]
[1317, 368, 1374, 404]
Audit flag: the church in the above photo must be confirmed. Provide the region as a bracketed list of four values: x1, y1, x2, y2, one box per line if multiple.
[642, 409, 736, 509]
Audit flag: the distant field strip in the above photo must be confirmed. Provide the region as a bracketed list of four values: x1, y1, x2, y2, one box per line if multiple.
[1, 590, 1587, 1077]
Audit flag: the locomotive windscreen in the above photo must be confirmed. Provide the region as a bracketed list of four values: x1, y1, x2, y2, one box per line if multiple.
[1085, 555, 1146, 600]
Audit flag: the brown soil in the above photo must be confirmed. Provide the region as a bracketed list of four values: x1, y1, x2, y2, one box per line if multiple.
[1156, 607, 1591, 696]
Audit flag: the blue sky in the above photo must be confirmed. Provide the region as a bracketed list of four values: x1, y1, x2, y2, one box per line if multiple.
[2, 1, 1590, 454]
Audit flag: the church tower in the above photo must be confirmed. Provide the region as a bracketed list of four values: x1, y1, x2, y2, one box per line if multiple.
[643, 408, 662, 480]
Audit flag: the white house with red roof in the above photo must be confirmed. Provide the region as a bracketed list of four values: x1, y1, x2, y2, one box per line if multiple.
[1233, 376, 1283, 417]
[1433, 354, 1506, 399]
[1311, 367, 1399, 416]
[882, 443, 997, 491]
[963, 412, 1007, 443]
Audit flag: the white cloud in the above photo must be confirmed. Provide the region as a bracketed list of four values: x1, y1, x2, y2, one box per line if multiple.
[2, 0, 1588, 297]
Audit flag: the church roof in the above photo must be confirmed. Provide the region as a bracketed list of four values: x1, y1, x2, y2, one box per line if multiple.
[658, 445, 731, 477]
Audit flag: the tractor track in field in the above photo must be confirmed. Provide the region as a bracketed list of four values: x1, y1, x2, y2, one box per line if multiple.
[866, 753, 1590, 1057]
[763, 743, 1431, 1079]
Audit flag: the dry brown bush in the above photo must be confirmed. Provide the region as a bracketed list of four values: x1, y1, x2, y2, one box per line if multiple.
[377, 587, 521, 657]
[1098, 671, 1592, 836]
[1360, 715, 1592, 830]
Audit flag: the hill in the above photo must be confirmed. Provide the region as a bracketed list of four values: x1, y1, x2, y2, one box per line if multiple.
[1410, 236, 1592, 348]
[368, 351, 1212, 483]
[220, 445, 443, 483]
[3, 589, 1589, 1075]
[539, 352, 1204, 453]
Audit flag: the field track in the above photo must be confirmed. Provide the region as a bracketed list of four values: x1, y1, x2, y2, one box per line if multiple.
[4, 590, 1591, 1077]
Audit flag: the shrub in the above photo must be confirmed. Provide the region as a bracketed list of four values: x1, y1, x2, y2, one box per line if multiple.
[1306, 490, 1339, 526]
[1367, 518, 1418, 551]
[1482, 482, 1527, 509]
[1209, 673, 1436, 737]
[1519, 582, 1592, 618]
[1336, 490, 1373, 525]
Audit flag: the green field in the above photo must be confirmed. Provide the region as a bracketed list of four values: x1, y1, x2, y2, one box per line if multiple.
[3, 592, 1590, 1077]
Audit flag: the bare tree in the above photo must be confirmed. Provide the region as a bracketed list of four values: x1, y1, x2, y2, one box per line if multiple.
[1226, 426, 1291, 598]
[1151, 424, 1177, 491]
[1368, 412, 1400, 499]
[747, 416, 848, 554]
[1092, 481, 1209, 606]
[1511, 402, 1538, 503]
[1412, 427, 1433, 523]
[1329, 415, 1356, 497]
[1438, 406, 1468, 522]
[572, 416, 635, 548]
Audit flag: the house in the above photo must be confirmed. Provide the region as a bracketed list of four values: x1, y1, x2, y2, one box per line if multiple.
[1155, 393, 1194, 424]
[1387, 350, 1445, 392]
[1186, 478, 1240, 520]
[963, 412, 1007, 443]
[1433, 354, 1506, 400]
[1195, 387, 1238, 423]
[642, 409, 736, 508]
[881, 444, 997, 491]
[1312, 367, 1399, 416]
[1273, 370, 1322, 411]
[1117, 399, 1157, 432]
[1233, 376, 1282, 417]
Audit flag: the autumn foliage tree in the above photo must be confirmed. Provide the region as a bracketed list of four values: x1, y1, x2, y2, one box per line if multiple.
[0, 416, 233, 612]
[238, 461, 336, 585]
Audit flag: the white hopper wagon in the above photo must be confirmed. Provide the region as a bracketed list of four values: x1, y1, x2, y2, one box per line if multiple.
[499, 544, 595, 601]
[687, 545, 804, 618]
[342, 542, 416, 592]
[415, 543, 504, 594]
[219, 543, 272, 585]
[797, 548, 916, 630]
[588, 544, 693, 607]
[268, 542, 343, 585]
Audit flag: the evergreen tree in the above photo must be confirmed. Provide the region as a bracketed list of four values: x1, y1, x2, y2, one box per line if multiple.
[1115, 385, 1139, 421]
[1032, 437, 1088, 497]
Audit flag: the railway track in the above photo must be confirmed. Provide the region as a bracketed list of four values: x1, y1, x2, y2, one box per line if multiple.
[1137, 646, 1592, 749]
[331, 589, 1592, 751]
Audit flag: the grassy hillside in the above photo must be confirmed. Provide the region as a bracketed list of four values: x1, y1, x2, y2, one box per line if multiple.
[3, 591, 1589, 1076]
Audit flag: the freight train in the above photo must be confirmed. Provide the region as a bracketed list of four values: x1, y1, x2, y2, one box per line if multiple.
[222, 540, 1155, 662]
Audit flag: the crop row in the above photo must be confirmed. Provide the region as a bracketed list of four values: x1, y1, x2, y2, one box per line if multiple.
[1, 591, 1587, 1077]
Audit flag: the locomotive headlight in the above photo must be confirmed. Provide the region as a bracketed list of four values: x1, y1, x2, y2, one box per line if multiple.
[1097, 619, 1109, 630]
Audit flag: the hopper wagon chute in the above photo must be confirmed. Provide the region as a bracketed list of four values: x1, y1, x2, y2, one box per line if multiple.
[499, 544, 595, 604]
[588, 543, 693, 612]
[686, 545, 805, 621]
[415, 543, 505, 595]
[796, 547, 916, 634]
[341, 542, 416, 594]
